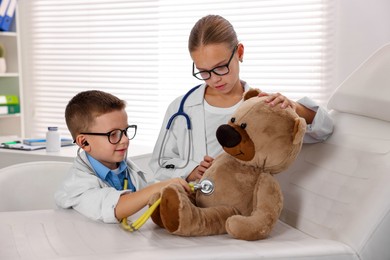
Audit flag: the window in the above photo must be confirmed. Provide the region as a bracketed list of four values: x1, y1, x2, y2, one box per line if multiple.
[19, 0, 334, 147]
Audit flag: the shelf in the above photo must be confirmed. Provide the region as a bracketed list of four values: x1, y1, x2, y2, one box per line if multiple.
[0, 32, 17, 37]
[0, 73, 19, 77]
[0, 9, 23, 138]
[0, 113, 21, 118]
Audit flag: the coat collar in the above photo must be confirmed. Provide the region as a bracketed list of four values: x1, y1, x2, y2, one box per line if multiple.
[183, 83, 206, 107]
[183, 81, 250, 108]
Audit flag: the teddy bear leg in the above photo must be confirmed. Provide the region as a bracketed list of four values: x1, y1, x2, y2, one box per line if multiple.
[159, 184, 239, 236]
[226, 173, 283, 241]
[226, 210, 280, 241]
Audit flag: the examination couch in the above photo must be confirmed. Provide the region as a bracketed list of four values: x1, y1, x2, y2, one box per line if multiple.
[275, 42, 390, 260]
[0, 43, 389, 260]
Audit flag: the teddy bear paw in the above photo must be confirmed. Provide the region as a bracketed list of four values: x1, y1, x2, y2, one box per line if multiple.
[226, 215, 271, 241]
[159, 184, 184, 233]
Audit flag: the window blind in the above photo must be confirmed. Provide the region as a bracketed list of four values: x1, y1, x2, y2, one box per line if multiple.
[19, 0, 334, 147]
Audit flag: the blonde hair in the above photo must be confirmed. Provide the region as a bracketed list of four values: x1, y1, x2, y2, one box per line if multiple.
[188, 15, 238, 52]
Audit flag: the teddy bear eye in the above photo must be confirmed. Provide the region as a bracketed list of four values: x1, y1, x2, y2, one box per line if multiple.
[240, 123, 247, 129]
[231, 118, 236, 123]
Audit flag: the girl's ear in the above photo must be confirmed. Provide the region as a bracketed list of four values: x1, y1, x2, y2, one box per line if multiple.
[237, 43, 244, 62]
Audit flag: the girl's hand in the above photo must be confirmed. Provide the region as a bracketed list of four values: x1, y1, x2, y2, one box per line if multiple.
[258, 92, 315, 124]
[186, 155, 214, 182]
[258, 92, 297, 110]
[198, 155, 214, 176]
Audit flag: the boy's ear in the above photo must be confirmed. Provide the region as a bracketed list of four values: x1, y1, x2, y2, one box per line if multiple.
[75, 135, 90, 151]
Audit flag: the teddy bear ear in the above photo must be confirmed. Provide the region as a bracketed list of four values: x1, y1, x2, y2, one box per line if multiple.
[293, 117, 307, 144]
[243, 88, 262, 101]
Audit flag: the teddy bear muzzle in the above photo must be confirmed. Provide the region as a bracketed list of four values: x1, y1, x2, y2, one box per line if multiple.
[216, 124, 255, 161]
[216, 124, 241, 147]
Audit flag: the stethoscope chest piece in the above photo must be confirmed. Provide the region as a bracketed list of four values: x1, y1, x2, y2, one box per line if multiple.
[192, 179, 215, 195]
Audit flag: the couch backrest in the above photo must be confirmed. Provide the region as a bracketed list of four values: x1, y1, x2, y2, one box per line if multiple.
[327, 43, 390, 122]
[276, 43, 390, 260]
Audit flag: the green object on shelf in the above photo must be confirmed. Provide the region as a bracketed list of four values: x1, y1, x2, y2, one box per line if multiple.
[0, 43, 4, 58]
[0, 104, 20, 115]
[0, 95, 19, 105]
[1, 141, 20, 145]
[0, 43, 5, 73]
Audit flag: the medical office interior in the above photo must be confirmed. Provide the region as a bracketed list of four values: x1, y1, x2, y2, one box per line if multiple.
[0, 0, 390, 259]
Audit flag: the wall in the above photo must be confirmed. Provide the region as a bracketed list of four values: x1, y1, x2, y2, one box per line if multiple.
[333, 0, 390, 89]
[18, 1, 390, 101]
[16, 0, 390, 134]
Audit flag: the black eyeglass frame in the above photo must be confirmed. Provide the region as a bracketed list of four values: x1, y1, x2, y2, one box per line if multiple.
[80, 125, 137, 144]
[192, 45, 238, 80]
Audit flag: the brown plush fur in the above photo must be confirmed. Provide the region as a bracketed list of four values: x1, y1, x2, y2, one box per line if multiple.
[149, 89, 306, 241]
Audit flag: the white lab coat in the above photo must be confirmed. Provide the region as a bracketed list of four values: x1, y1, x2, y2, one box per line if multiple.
[55, 150, 148, 223]
[149, 82, 333, 180]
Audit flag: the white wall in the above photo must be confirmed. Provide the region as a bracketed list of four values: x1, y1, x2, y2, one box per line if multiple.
[17, 0, 390, 127]
[334, 0, 390, 89]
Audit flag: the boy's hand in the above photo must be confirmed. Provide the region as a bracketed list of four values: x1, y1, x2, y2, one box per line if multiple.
[169, 178, 191, 193]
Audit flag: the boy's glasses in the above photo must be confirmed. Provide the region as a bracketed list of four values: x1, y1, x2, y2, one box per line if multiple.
[192, 45, 238, 80]
[80, 125, 137, 144]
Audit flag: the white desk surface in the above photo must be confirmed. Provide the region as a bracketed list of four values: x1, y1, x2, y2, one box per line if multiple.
[0, 144, 153, 159]
[0, 144, 153, 169]
[0, 208, 353, 260]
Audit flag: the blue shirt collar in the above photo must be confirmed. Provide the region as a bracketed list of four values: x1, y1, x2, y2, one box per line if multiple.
[86, 153, 127, 181]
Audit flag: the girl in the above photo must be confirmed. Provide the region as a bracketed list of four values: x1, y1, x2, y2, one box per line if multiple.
[149, 15, 333, 182]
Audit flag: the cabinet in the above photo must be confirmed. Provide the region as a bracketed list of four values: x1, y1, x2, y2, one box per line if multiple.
[0, 10, 23, 138]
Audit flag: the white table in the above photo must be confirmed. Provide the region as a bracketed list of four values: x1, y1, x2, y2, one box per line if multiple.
[0, 144, 153, 175]
[0, 208, 353, 260]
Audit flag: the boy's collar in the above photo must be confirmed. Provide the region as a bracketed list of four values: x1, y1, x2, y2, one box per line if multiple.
[86, 153, 126, 179]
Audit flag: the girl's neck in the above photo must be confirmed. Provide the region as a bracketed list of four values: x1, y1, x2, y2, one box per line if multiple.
[205, 81, 244, 108]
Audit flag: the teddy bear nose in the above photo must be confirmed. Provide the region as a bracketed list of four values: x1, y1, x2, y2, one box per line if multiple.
[216, 124, 242, 148]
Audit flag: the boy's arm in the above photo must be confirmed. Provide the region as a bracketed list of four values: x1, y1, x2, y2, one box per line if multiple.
[114, 178, 190, 220]
[55, 163, 129, 223]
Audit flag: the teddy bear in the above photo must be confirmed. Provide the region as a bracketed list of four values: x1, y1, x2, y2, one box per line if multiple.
[149, 89, 306, 241]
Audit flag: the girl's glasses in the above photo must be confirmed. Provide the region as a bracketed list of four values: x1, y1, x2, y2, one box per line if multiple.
[192, 46, 238, 80]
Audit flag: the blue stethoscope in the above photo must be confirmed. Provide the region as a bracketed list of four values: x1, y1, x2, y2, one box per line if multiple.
[158, 84, 201, 169]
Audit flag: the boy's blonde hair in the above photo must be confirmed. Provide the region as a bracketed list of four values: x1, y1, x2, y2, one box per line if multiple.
[65, 90, 126, 140]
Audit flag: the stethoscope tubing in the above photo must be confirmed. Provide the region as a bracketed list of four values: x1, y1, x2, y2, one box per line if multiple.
[166, 85, 200, 130]
[76, 147, 131, 189]
[158, 84, 201, 169]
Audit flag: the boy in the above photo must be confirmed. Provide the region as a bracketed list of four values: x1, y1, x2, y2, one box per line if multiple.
[55, 90, 190, 223]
